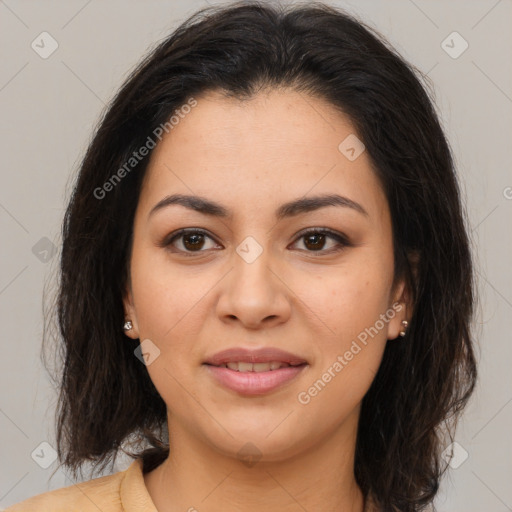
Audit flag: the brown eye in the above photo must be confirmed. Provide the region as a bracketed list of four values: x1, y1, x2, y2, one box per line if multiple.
[303, 232, 327, 251]
[291, 228, 351, 255]
[182, 232, 206, 251]
[163, 228, 221, 255]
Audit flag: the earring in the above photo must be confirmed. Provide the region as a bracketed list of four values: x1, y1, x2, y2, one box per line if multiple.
[123, 320, 133, 331]
[399, 320, 408, 337]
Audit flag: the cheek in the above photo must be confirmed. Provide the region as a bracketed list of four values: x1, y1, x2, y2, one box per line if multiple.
[294, 259, 393, 409]
[302, 255, 393, 337]
[295, 268, 391, 414]
[129, 245, 219, 382]
[130, 244, 199, 335]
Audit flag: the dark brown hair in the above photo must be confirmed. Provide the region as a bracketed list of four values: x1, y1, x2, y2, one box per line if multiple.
[44, 2, 478, 511]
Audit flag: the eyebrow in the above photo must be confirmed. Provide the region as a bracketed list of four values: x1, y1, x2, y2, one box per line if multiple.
[148, 193, 369, 220]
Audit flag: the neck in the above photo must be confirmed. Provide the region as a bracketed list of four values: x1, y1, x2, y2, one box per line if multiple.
[144, 407, 365, 512]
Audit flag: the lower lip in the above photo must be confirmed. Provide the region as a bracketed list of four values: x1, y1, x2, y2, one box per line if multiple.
[203, 364, 307, 395]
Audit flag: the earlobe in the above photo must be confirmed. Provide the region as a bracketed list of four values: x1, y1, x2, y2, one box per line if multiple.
[387, 300, 410, 341]
[122, 313, 139, 339]
[398, 319, 409, 337]
[122, 287, 139, 339]
[387, 251, 418, 340]
[387, 280, 412, 341]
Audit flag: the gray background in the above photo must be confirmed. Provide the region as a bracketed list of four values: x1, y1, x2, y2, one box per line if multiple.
[1, 0, 511, 510]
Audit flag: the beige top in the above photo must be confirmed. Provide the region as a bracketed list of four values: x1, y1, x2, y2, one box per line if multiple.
[5, 458, 157, 512]
[5, 457, 378, 511]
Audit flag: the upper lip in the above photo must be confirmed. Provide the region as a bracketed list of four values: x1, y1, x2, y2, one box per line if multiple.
[203, 347, 307, 366]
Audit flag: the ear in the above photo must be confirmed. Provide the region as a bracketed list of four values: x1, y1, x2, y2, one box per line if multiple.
[386, 251, 418, 340]
[122, 280, 140, 340]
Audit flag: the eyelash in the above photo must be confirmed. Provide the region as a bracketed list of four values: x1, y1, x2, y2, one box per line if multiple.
[160, 227, 351, 257]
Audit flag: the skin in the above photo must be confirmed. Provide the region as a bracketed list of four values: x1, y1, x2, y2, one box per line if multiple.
[123, 88, 411, 512]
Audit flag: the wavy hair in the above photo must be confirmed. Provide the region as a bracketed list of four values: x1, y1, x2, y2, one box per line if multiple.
[44, 2, 478, 511]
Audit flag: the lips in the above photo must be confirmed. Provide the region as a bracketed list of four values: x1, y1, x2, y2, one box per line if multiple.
[219, 361, 293, 372]
[203, 347, 307, 367]
[203, 347, 308, 395]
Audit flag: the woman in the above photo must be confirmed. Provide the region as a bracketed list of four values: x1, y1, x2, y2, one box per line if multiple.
[6, 1, 477, 511]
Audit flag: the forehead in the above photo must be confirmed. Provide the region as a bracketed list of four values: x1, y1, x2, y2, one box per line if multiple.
[138, 88, 388, 221]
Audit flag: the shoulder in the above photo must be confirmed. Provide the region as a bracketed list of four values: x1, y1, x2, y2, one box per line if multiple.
[3, 460, 138, 512]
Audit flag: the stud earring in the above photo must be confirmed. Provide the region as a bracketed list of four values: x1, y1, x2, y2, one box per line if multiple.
[399, 320, 408, 337]
[123, 320, 133, 331]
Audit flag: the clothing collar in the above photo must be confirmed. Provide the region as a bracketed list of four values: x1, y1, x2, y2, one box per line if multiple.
[120, 458, 159, 512]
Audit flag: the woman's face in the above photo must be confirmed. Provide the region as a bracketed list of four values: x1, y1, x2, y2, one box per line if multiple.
[124, 88, 408, 462]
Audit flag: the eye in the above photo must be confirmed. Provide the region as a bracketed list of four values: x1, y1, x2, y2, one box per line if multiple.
[290, 228, 351, 255]
[161, 228, 221, 255]
[160, 227, 351, 257]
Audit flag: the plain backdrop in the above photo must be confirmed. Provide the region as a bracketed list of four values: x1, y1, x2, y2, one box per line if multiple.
[1, 0, 511, 510]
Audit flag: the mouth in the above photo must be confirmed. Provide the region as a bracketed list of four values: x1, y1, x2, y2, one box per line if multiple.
[205, 361, 305, 372]
[203, 346, 307, 367]
[202, 347, 308, 395]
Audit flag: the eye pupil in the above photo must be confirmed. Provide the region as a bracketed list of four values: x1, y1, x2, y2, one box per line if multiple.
[304, 233, 325, 251]
[183, 233, 205, 251]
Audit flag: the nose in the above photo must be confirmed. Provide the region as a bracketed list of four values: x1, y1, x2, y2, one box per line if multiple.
[215, 245, 292, 330]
